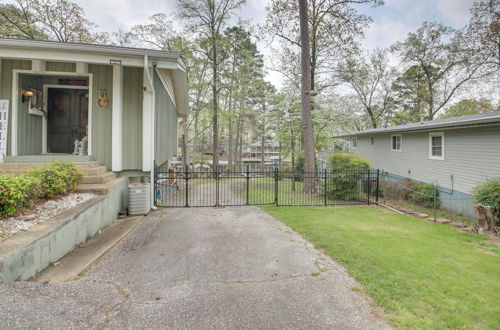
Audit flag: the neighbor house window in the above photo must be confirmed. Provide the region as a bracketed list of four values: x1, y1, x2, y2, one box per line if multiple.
[352, 137, 357, 149]
[370, 137, 374, 145]
[429, 132, 444, 160]
[391, 134, 402, 152]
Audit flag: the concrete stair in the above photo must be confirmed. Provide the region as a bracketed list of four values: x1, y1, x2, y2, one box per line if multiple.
[0, 161, 121, 195]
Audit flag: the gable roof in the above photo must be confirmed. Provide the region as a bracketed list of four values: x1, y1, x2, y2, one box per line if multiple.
[0, 38, 188, 117]
[337, 111, 500, 137]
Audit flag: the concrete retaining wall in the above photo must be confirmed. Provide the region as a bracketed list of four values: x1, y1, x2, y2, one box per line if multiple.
[0, 178, 128, 282]
[381, 172, 475, 218]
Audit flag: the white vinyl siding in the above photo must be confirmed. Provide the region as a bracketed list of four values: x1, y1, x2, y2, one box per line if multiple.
[351, 126, 500, 194]
[391, 134, 402, 152]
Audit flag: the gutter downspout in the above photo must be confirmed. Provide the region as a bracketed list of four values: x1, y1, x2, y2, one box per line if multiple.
[143, 55, 157, 210]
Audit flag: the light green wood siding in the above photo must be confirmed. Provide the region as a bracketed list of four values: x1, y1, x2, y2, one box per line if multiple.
[18, 74, 42, 154]
[88, 64, 113, 169]
[45, 62, 76, 72]
[0, 59, 32, 155]
[154, 71, 178, 166]
[122, 67, 143, 170]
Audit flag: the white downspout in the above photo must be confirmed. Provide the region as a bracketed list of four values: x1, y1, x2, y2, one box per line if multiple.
[143, 55, 156, 210]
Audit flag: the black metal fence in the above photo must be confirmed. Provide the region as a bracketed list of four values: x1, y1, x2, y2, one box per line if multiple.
[154, 166, 380, 208]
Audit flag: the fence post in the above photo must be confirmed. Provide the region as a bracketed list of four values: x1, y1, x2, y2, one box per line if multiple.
[246, 165, 250, 205]
[324, 169, 327, 206]
[184, 165, 189, 208]
[433, 181, 437, 222]
[367, 170, 371, 205]
[376, 169, 380, 204]
[215, 166, 220, 207]
[274, 167, 279, 206]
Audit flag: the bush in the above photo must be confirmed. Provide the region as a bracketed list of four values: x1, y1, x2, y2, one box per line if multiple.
[326, 153, 371, 200]
[0, 174, 41, 217]
[26, 161, 83, 198]
[0, 161, 83, 217]
[473, 178, 500, 221]
[328, 152, 370, 172]
[293, 154, 305, 181]
[411, 183, 440, 208]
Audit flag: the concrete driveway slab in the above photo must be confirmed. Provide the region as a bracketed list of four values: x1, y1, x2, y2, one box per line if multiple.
[0, 206, 390, 329]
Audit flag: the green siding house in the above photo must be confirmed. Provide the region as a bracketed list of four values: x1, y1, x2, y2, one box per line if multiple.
[0, 38, 187, 175]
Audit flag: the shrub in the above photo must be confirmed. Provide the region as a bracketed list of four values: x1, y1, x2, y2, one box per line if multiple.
[326, 153, 371, 201]
[328, 152, 370, 172]
[0, 174, 41, 217]
[26, 161, 83, 198]
[293, 154, 305, 181]
[411, 183, 440, 208]
[473, 178, 500, 221]
[0, 161, 83, 217]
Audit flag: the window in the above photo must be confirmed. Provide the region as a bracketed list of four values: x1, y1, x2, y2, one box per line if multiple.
[370, 137, 374, 145]
[391, 134, 402, 152]
[352, 137, 357, 149]
[429, 132, 444, 160]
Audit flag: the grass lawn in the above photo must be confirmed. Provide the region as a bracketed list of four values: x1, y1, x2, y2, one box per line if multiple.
[262, 205, 500, 329]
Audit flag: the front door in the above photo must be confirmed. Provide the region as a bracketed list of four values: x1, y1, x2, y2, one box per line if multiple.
[47, 88, 88, 153]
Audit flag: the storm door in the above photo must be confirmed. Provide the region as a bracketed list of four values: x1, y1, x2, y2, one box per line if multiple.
[47, 88, 88, 153]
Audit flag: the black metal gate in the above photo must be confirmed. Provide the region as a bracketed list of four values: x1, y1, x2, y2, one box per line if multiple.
[154, 166, 379, 208]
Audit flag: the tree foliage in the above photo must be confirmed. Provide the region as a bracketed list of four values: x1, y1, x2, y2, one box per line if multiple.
[0, 0, 106, 43]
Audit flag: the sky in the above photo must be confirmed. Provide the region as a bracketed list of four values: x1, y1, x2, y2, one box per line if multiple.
[9, 0, 477, 88]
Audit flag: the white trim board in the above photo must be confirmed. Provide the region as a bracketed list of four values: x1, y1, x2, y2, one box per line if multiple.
[11, 69, 92, 156]
[429, 132, 445, 160]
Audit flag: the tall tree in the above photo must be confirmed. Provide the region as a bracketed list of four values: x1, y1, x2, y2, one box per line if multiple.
[0, 0, 106, 43]
[265, 0, 382, 101]
[0, 1, 46, 39]
[177, 0, 245, 169]
[338, 48, 396, 128]
[392, 21, 497, 120]
[298, 0, 316, 193]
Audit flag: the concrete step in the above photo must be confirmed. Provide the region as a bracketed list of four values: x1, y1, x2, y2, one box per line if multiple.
[76, 177, 125, 195]
[80, 166, 108, 176]
[81, 171, 117, 184]
[0, 161, 101, 173]
[4, 155, 95, 163]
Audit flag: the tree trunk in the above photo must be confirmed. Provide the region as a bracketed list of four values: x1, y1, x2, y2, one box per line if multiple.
[212, 43, 219, 169]
[261, 133, 265, 168]
[298, 0, 316, 193]
[228, 115, 233, 170]
[291, 138, 296, 192]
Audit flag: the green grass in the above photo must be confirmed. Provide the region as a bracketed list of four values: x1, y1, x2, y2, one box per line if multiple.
[262, 205, 500, 329]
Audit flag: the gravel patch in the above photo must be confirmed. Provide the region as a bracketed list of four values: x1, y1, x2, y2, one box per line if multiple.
[0, 193, 95, 240]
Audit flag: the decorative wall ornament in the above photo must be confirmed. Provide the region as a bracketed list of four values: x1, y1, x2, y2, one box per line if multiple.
[97, 89, 109, 109]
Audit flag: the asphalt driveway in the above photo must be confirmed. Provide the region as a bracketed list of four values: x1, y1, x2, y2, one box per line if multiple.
[0, 206, 390, 329]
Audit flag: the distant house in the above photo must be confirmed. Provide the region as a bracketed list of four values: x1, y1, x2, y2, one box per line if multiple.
[338, 112, 500, 217]
[0, 38, 188, 208]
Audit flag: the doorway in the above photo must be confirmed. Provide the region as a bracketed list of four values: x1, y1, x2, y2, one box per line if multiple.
[47, 88, 88, 154]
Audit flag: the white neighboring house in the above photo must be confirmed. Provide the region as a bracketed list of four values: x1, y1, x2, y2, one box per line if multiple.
[338, 112, 500, 217]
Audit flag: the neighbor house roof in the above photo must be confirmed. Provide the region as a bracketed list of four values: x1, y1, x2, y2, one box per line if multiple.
[336, 111, 500, 137]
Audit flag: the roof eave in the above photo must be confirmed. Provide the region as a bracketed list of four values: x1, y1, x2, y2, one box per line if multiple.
[335, 120, 500, 138]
